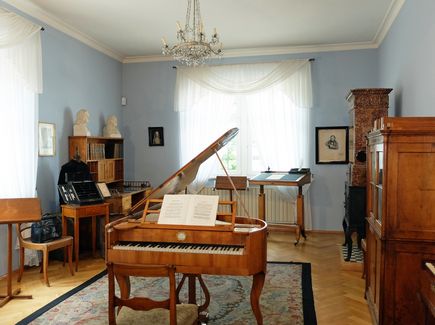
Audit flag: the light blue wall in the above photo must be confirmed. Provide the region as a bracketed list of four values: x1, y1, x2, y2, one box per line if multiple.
[0, 1, 122, 276]
[379, 0, 435, 117]
[122, 50, 379, 231]
[37, 27, 123, 213]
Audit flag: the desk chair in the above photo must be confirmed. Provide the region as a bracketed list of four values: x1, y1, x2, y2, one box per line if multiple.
[16, 223, 74, 287]
[108, 263, 199, 325]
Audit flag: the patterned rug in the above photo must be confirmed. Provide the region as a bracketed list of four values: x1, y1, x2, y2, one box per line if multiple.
[17, 262, 316, 325]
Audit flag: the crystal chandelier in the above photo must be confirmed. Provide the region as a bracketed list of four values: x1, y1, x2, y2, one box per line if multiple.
[161, 0, 223, 66]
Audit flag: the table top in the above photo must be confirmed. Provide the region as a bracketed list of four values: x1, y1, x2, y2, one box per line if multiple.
[61, 202, 110, 209]
[249, 172, 311, 186]
[0, 198, 41, 224]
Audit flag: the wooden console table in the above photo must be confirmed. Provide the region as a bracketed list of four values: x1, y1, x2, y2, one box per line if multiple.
[0, 198, 41, 307]
[249, 172, 311, 245]
[61, 203, 109, 271]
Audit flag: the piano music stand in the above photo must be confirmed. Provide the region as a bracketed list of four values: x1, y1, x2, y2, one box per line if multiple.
[0, 198, 41, 307]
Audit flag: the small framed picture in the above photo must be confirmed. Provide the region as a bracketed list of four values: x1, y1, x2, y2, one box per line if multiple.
[38, 122, 56, 156]
[148, 127, 164, 146]
[315, 126, 349, 164]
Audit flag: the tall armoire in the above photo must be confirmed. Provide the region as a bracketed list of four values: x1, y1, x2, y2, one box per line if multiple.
[366, 117, 435, 324]
[343, 88, 392, 260]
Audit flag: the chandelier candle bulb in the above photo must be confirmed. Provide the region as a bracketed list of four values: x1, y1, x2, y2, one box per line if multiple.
[161, 38, 167, 46]
[176, 21, 182, 31]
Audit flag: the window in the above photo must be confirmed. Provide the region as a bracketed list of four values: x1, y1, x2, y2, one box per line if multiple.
[176, 60, 312, 190]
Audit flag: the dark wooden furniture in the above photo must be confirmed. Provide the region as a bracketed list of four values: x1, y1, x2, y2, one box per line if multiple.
[61, 202, 110, 271]
[249, 171, 311, 244]
[344, 88, 392, 260]
[0, 198, 41, 307]
[68, 136, 124, 188]
[16, 223, 74, 287]
[342, 182, 366, 260]
[365, 117, 435, 325]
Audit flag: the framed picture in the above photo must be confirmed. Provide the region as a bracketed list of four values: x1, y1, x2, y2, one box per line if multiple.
[38, 122, 56, 156]
[315, 126, 349, 164]
[148, 127, 164, 146]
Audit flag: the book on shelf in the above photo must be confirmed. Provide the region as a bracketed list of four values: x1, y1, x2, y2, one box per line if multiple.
[158, 194, 219, 226]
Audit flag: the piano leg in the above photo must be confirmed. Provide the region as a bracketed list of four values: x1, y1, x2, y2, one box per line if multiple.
[107, 263, 116, 325]
[251, 271, 265, 325]
[115, 274, 131, 300]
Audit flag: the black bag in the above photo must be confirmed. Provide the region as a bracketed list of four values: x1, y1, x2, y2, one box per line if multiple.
[31, 213, 62, 243]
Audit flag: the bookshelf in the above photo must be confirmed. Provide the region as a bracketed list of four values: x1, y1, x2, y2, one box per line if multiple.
[68, 136, 124, 187]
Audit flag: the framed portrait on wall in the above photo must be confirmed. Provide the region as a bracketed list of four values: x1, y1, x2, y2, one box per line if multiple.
[315, 126, 349, 164]
[148, 127, 164, 146]
[38, 122, 56, 156]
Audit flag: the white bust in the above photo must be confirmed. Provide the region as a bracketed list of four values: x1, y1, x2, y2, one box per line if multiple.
[73, 109, 91, 136]
[103, 115, 121, 138]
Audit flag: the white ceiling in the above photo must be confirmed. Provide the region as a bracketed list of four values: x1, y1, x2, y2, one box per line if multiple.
[4, 0, 405, 62]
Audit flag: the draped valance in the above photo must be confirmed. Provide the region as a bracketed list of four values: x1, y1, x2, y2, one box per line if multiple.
[0, 7, 42, 93]
[175, 59, 312, 112]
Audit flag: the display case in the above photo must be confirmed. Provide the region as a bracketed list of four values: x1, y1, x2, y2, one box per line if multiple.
[365, 117, 435, 325]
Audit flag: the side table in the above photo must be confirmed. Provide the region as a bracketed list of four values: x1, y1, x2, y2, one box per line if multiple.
[61, 203, 109, 271]
[0, 198, 41, 307]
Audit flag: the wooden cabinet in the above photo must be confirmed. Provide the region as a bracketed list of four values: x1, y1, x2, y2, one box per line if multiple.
[69, 136, 124, 187]
[365, 117, 435, 325]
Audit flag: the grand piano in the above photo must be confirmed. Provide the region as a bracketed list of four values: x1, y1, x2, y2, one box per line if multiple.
[105, 128, 268, 324]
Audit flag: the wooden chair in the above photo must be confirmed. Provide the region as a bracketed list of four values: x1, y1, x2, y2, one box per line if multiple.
[16, 223, 74, 287]
[108, 263, 199, 325]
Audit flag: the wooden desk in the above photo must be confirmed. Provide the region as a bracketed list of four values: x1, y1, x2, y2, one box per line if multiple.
[61, 203, 109, 271]
[0, 198, 41, 307]
[249, 172, 311, 244]
[105, 187, 152, 214]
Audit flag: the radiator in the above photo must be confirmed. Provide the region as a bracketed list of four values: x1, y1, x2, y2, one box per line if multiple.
[199, 187, 296, 224]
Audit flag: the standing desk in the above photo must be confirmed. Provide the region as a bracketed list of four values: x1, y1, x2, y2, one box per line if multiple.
[0, 198, 41, 307]
[61, 203, 109, 271]
[249, 172, 311, 244]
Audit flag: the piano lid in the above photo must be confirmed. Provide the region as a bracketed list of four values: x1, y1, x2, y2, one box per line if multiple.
[129, 127, 239, 215]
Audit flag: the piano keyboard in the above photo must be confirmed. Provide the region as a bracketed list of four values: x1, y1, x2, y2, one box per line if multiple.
[113, 241, 245, 255]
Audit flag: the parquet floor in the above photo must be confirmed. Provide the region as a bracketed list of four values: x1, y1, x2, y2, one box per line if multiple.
[0, 231, 372, 324]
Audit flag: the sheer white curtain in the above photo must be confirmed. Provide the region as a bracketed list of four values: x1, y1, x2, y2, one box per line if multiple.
[0, 7, 43, 266]
[175, 60, 313, 228]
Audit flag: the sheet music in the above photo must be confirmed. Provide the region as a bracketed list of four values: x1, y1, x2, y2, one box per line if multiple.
[158, 194, 219, 226]
[266, 173, 286, 180]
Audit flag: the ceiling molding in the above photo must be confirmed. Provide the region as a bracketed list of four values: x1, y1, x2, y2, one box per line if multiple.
[3, 0, 124, 62]
[5, 0, 403, 64]
[372, 0, 406, 46]
[123, 42, 378, 64]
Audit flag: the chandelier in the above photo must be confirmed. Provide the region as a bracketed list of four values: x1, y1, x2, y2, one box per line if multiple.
[161, 0, 223, 66]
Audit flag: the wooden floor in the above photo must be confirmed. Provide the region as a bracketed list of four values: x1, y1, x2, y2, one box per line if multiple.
[0, 231, 372, 324]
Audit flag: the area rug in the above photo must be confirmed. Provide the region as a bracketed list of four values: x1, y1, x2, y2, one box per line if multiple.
[17, 262, 316, 325]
